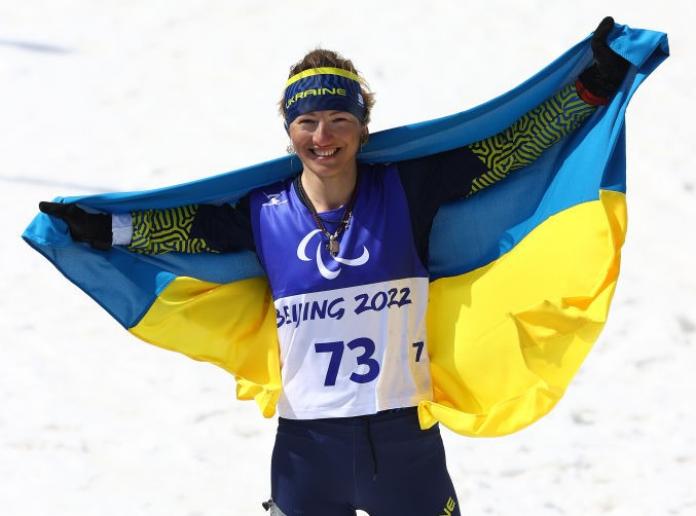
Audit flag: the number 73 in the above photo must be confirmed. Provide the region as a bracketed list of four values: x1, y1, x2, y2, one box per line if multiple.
[314, 338, 425, 387]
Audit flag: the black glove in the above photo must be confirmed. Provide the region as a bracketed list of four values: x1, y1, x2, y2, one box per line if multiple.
[39, 201, 112, 250]
[579, 16, 631, 99]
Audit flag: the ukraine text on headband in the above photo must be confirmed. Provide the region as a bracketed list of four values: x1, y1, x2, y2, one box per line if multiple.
[283, 67, 366, 127]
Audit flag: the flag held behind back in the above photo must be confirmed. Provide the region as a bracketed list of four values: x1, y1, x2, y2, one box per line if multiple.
[23, 23, 669, 436]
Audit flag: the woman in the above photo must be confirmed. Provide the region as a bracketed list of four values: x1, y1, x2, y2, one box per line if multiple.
[39, 17, 628, 516]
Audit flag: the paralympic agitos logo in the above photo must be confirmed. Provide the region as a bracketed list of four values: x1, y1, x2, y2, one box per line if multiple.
[296, 229, 369, 280]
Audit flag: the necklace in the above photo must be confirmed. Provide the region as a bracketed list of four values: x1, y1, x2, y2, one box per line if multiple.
[295, 175, 357, 257]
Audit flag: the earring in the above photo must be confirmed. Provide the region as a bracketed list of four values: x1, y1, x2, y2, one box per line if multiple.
[286, 143, 295, 154]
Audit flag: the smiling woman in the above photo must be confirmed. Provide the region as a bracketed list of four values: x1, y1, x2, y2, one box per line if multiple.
[281, 51, 374, 212]
[28, 17, 656, 516]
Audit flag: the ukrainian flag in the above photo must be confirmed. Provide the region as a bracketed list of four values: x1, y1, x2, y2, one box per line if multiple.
[23, 23, 668, 437]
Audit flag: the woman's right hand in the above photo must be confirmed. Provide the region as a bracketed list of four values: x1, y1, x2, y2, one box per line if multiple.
[39, 202, 112, 250]
[579, 17, 631, 100]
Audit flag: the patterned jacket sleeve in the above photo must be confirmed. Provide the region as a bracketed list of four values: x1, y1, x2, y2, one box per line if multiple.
[466, 82, 597, 195]
[127, 198, 254, 255]
[128, 205, 211, 254]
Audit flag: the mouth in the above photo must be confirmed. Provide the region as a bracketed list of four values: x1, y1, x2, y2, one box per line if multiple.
[310, 147, 339, 158]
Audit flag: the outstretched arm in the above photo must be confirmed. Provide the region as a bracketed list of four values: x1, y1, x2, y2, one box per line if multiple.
[467, 16, 628, 196]
[399, 18, 629, 203]
[396, 17, 629, 266]
[126, 202, 254, 254]
[39, 199, 254, 254]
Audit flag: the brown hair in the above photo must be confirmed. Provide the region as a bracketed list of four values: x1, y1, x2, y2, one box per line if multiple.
[279, 48, 376, 125]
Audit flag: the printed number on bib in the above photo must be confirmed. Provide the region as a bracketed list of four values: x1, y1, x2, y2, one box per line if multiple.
[314, 338, 380, 386]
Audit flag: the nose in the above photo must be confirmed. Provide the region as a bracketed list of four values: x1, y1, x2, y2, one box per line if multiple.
[312, 120, 334, 145]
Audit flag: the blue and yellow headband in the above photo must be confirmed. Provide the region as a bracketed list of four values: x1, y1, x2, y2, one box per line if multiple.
[283, 67, 366, 127]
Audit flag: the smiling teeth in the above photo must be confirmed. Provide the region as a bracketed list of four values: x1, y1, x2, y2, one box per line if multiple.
[313, 148, 337, 157]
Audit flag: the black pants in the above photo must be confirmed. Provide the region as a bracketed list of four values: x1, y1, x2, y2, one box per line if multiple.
[269, 407, 461, 516]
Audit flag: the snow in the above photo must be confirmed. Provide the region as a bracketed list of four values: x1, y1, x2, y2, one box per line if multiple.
[1, 1, 693, 515]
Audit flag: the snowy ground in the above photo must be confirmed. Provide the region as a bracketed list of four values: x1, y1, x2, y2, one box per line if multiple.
[1, 1, 694, 515]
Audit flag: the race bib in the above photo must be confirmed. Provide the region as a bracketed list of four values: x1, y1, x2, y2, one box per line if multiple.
[275, 277, 432, 419]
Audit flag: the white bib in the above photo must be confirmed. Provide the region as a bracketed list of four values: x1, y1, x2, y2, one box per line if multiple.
[275, 277, 432, 419]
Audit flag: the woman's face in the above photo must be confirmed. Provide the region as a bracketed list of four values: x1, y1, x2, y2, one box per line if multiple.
[288, 110, 364, 180]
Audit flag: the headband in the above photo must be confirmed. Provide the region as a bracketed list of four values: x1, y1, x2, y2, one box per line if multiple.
[283, 67, 367, 127]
